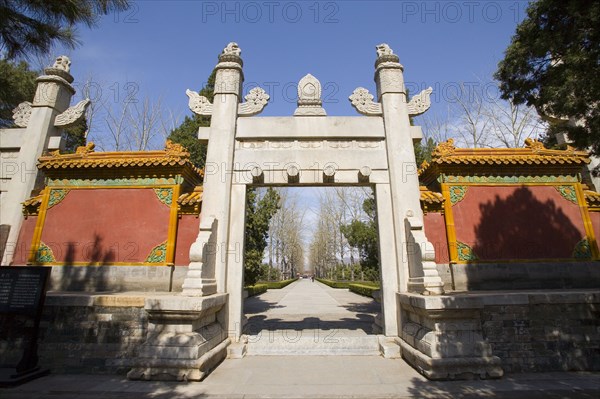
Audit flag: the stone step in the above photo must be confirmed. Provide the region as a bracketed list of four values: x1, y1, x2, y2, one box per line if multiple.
[245, 331, 382, 356]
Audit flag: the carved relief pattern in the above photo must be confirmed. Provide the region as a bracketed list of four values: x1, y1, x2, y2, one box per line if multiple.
[572, 238, 592, 259]
[47, 189, 70, 209]
[47, 177, 181, 187]
[377, 69, 404, 93]
[12, 101, 32, 127]
[456, 241, 479, 262]
[238, 87, 270, 116]
[407, 87, 433, 116]
[36, 242, 56, 263]
[449, 185, 468, 205]
[555, 185, 578, 204]
[443, 175, 579, 184]
[237, 140, 383, 150]
[54, 99, 91, 127]
[186, 89, 213, 116]
[215, 69, 241, 95]
[348, 88, 382, 116]
[154, 188, 174, 207]
[145, 241, 168, 263]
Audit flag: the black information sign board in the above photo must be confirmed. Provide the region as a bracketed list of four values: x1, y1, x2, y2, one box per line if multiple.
[0, 267, 50, 317]
[0, 266, 51, 386]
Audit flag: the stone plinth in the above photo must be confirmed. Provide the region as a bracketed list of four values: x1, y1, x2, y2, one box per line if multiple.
[397, 292, 503, 380]
[127, 293, 229, 381]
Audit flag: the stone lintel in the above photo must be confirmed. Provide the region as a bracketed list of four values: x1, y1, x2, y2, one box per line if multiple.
[236, 116, 385, 140]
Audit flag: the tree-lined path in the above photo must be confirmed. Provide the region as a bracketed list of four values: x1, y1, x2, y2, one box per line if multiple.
[243, 279, 381, 355]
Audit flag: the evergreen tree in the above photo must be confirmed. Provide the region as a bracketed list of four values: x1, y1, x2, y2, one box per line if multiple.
[244, 188, 281, 286]
[168, 70, 216, 168]
[0, 0, 130, 59]
[414, 137, 437, 166]
[495, 0, 600, 154]
[0, 58, 37, 127]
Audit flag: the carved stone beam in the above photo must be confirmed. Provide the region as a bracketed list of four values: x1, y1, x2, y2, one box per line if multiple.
[186, 89, 213, 116]
[407, 87, 433, 117]
[54, 98, 91, 127]
[238, 87, 269, 117]
[12, 101, 32, 127]
[349, 87, 382, 116]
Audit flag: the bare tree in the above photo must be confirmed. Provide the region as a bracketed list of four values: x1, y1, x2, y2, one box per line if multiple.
[417, 80, 546, 149]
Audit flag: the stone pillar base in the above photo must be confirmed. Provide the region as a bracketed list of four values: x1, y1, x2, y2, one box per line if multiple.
[399, 339, 502, 380]
[127, 293, 228, 381]
[397, 292, 503, 380]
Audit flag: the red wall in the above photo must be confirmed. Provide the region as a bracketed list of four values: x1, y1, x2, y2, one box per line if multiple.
[174, 215, 199, 266]
[424, 212, 449, 263]
[39, 188, 171, 264]
[451, 185, 587, 260]
[10, 216, 37, 265]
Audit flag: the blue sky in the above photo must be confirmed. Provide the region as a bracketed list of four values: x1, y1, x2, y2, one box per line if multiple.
[58, 0, 531, 121]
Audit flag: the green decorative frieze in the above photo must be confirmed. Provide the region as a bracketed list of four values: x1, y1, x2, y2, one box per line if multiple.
[47, 177, 182, 187]
[555, 185, 578, 204]
[145, 241, 167, 263]
[443, 175, 578, 184]
[36, 242, 56, 263]
[47, 189, 70, 208]
[449, 185, 468, 205]
[154, 188, 173, 206]
[456, 241, 479, 262]
[572, 238, 592, 260]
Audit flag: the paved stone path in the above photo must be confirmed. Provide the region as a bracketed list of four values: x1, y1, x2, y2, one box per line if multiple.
[244, 279, 381, 336]
[3, 363, 598, 398]
[3, 282, 598, 398]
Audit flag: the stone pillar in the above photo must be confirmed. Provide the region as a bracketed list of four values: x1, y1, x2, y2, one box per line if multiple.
[374, 44, 443, 295]
[1, 57, 74, 265]
[182, 43, 243, 295]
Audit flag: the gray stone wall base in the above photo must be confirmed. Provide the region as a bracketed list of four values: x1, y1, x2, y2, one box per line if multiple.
[398, 289, 600, 378]
[47, 265, 188, 292]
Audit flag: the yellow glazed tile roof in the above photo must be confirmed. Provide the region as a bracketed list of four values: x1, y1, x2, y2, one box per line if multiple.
[177, 186, 203, 205]
[419, 138, 590, 182]
[584, 190, 600, 208]
[37, 140, 203, 177]
[420, 186, 444, 204]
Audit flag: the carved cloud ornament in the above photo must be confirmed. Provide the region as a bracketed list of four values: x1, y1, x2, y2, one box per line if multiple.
[186, 89, 213, 116]
[54, 99, 91, 127]
[349, 87, 382, 116]
[12, 101, 32, 127]
[238, 87, 270, 117]
[407, 87, 433, 116]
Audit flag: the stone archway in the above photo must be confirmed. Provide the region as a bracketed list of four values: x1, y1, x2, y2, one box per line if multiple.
[181, 42, 444, 338]
[128, 42, 445, 381]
